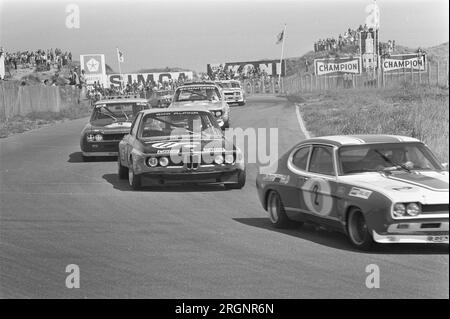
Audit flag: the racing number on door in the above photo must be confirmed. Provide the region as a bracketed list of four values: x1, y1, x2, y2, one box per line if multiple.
[302, 178, 333, 216]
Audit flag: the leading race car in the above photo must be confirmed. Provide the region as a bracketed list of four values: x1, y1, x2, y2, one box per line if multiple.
[215, 80, 246, 106]
[117, 108, 245, 190]
[256, 135, 449, 250]
[169, 82, 231, 129]
[80, 95, 150, 161]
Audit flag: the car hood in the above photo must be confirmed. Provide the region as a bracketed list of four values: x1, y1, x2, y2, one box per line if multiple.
[170, 101, 224, 110]
[85, 120, 132, 133]
[339, 171, 449, 204]
[141, 137, 235, 155]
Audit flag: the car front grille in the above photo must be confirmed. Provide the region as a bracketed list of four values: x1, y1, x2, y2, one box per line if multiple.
[422, 204, 449, 215]
[103, 133, 126, 141]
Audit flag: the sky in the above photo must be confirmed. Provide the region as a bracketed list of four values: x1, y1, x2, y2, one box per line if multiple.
[0, 0, 448, 73]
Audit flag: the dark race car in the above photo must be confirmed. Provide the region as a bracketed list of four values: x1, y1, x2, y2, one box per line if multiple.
[117, 107, 245, 190]
[80, 96, 150, 161]
[256, 135, 449, 250]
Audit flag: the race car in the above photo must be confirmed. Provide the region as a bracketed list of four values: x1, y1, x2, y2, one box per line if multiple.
[169, 82, 231, 129]
[215, 80, 246, 106]
[80, 95, 150, 160]
[148, 89, 173, 108]
[117, 107, 245, 190]
[256, 135, 449, 250]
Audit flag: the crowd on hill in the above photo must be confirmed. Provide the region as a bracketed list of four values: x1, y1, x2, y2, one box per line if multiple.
[0, 47, 72, 73]
[85, 77, 186, 103]
[314, 26, 363, 52]
[208, 63, 274, 82]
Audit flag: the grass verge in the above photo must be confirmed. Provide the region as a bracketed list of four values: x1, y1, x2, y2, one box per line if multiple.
[287, 84, 449, 162]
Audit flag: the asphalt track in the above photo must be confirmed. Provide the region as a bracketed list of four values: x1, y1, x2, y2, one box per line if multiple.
[0, 96, 448, 298]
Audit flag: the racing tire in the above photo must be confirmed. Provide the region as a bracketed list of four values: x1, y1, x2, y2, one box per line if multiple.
[347, 208, 375, 250]
[118, 156, 128, 180]
[223, 120, 230, 130]
[128, 163, 142, 190]
[225, 170, 246, 190]
[266, 191, 294, 228]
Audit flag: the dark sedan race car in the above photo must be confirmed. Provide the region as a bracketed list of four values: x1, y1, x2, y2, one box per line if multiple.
[117, 108, 246, 190]
[80, 96, 150, 161]
[256, 135, 449, 250]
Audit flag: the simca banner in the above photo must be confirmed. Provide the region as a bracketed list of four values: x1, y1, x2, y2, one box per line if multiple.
[382, 54, 427, 73]
[108, 71, 193, 87]
[80, 54, 107, 86]
[207, 59, 286, 78]
[314, 57, 361, 76]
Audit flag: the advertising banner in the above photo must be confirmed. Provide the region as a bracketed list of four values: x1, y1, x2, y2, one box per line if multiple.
[80, 54, 107, 86]
[382, 54, 427, 73]
[314, 57, 361, 76]
[207, 59, 286, 78]
[108, 71, 193, 87]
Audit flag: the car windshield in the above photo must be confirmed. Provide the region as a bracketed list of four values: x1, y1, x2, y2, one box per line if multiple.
[173, 86, 221, 102]
[338, 143, 442, 175]
[91, 102, 147, 123]
[139, 111, 222, 140]
[220, 82, 241, 89]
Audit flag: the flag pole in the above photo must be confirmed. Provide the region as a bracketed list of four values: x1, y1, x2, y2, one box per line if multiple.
[116, 47, 123, 91]
[279, 23, 287, 92]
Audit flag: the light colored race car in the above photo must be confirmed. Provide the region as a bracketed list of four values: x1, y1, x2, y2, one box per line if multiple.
[256, 135, 449, 250]
[169, 82, 231, 129]
[117, 108, 245, 190]
[216, 80, 246, 106]
[80, 95, 150, 160]
[148, 89, 173, 108]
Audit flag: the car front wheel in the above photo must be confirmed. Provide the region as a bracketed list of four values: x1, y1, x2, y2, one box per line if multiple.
[118, 156, 128, 179]
[225, 169, 246, 189]
[128, 163, 142, 190]
[347, 208, 374, 250]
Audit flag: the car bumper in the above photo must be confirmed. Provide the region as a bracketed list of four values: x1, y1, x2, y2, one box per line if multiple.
[81, 141, 120, 154]
[83, 151, 118, 157]
[372, 221, 449, 244]
[138, 168, 242, 185]
[225, 97, 245, 103]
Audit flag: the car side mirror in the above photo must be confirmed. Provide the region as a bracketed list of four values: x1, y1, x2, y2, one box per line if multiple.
[442, 163, 448, 170]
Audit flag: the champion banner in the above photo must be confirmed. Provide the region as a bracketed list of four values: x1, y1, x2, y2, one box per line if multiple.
[207, 60, 286, 78]
[382, 54, 427, 73]
[314, 57, 361, 76]
[108, 71, 193, 87]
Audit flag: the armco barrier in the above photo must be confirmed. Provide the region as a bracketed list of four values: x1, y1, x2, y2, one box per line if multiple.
[0, 84, 81, 120]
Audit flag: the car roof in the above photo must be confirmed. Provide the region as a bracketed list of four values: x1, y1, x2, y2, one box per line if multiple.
[139, 106, 212, 115]
[177, 81, 218, 88]
[298, 135, 421, 147]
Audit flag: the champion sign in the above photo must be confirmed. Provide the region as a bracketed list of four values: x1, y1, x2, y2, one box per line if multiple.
[382, 54, 427, 73]
[314, 57, 361, 76]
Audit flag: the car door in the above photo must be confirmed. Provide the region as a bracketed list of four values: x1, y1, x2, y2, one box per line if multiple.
[285, 144, 312, 212]
[122, 112, 142, 164]
[299, 144, 339, 223]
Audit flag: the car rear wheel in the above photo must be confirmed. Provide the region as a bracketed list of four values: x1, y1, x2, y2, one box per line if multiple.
[225, 170, 246, 189]
[128, 163, 142, 190]
[118, 156, 128, 179]
[267, 191, 294, 228]
[347, 208, 374, 250]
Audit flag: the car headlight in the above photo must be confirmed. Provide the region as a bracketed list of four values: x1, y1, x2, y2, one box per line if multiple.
[224, 154, 234, 164]
[393, 203, 406, 217]
[147, 157, 158, 167]
[215, 111, 222, 117]
[214, 155, 224, 165]
[159, 157, 169, 167]
[86, 134, 95, 142]
[406, 203, 421, 216]
[94, 134, 103, 142]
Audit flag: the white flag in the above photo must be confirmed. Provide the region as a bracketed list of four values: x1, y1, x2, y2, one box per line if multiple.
[117, 48, 124, 63]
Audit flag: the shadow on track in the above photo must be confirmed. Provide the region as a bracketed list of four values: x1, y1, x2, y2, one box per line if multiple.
[233, 217, 449, 255]
[68, 152, 117, 163]
[102, 173, 229, 193]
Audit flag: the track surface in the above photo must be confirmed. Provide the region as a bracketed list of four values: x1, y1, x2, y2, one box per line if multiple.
[0, 96, 448, 298]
